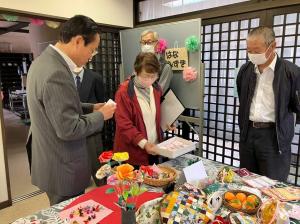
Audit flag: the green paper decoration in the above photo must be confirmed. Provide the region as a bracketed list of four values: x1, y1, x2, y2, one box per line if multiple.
[2, 14, 18, 22]
[185, 35, 200, 52]
[105, 187, 115, 194]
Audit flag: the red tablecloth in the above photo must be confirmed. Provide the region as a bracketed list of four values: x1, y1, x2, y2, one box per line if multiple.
[63, 185, 164, 223]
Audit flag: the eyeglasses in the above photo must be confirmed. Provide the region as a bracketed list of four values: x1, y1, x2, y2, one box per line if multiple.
[140, 40, 158, 45]
[91, 49, 98, 57]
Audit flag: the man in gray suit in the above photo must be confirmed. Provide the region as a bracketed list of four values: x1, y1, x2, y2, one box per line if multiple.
[74, 68, 105, 186]
[26, 15, 116, 205]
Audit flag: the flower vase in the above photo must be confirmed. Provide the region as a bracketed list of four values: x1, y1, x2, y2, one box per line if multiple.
[121, 208, 136, 224]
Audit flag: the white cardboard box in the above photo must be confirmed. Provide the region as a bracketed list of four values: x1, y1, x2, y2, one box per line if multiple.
[156, 136, 196, 159]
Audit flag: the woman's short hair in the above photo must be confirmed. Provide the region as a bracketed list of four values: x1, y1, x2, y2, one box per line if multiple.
[134, 52, 160, 74]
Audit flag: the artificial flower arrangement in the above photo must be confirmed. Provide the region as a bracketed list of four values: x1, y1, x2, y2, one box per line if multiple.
[96, 151, 146, 211]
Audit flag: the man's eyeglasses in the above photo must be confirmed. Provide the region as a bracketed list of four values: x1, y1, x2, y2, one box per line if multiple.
[91, 49, 98, 57]
[140, 40, 158, 45]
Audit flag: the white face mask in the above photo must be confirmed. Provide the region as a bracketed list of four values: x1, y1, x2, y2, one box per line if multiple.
[248, 44, 273, 65]
[138, 76, 156, 88]
[141, 44, 155, 53]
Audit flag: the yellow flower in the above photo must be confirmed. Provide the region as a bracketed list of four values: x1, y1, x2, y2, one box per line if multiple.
[116, 163, 134, 180]
[112, 152, 129, 162]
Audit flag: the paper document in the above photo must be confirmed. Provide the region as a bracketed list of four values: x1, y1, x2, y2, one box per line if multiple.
[160, 89, 185, 131]
[183, 160, 208, 186]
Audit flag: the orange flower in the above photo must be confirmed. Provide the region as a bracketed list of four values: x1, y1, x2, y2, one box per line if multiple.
[116, 164, 134, 180]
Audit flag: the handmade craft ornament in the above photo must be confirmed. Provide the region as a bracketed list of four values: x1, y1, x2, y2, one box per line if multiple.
[183, 66, 198, 82]
[185, 35, 200, 52]
[2, 14, 18, 22]
[207, 192, 223, 212]
[30, 18, 44, 26]
[45, 20, 61, 29]
[155, 39, 168, 54]
[96, 164, 111, 179]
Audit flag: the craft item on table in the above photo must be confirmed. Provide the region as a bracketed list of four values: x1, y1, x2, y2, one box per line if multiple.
[198, 177, 215, 189]
[156, 136, 196, 158]
[261, 185, 300, 202]
[212, 216, 230, 224]
[242, 174, 277, 189]
[207, 191, 223, 213]
[183, 160, 208, 187]
[283, 203, 300, 220]
[187, 157, 200, 166]
[257, 199, 290, 224]
[223, 190, 262, 215]
[155, 38, 168, 54]
[96, 152, 146, 211]
[240, 186, 262, 199]
[228, 212, 257, 224]
[185, 35, 200, 52]
[136, 197, 163, 224]
[183, 66, 198, 82]
[217, 167, 235, 183]
[160, 190, 215, 224]
[59, 200, 112, 224]
[203, 183, 222, 195]
[176, 182, 207, 198]
[234, 168, 253, 177]
[140, 165, 177, 187]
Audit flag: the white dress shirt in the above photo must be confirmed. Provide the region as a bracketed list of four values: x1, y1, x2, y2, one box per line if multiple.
[135, 86, 158, 149]
[72, 69, 84, 86]
[249, 54, 277, 122]
[50, 44, 77, 72]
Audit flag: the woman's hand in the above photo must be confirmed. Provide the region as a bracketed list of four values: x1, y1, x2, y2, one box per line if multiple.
[144, 142, 158, 155]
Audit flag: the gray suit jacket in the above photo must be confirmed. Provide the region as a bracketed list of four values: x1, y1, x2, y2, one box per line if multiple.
[27, 46, 104, 196]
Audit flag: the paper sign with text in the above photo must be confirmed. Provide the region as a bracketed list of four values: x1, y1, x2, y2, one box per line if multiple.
[165, 48, 188, 71]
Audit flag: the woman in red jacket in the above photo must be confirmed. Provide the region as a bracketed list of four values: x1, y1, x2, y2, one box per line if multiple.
[113, 52, 162, 166]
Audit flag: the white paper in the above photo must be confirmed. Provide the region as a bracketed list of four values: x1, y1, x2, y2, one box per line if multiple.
[106, 99, 116, 106]
[183, 160, 207, 186]
[160, 89, 185, 132]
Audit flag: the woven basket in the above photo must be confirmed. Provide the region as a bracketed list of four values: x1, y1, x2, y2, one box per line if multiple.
[143, 165, 177, 187]
[222, 190, 262, 215]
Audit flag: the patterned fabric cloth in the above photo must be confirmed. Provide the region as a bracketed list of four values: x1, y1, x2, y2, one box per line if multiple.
[12, 154, 300, 224]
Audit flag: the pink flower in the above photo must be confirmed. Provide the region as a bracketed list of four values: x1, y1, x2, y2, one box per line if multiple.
[155, 39, 168, 54]
[107, 174, 118, 185]
[183, 67, 197, 82]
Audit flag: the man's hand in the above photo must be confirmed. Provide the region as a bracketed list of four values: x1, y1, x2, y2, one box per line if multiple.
[93, 103, 105, 111]
[97, 103, 116, 120]
[144, 142, 158, 155]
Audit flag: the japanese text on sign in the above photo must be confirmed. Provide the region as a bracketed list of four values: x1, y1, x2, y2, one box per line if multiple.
[165, 48, 188, 71]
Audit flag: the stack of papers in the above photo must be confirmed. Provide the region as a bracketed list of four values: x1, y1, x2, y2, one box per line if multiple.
[156, 136, 196, 159]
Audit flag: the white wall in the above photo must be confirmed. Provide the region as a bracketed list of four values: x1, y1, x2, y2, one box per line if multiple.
[0, 0, 133, 28]
[0, 114, 9, 204]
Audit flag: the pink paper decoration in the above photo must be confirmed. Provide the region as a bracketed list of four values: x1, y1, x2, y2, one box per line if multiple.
[30, 18, 44, 26]
[155, 38, 168, 54]
[183, 66, 198, 82]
